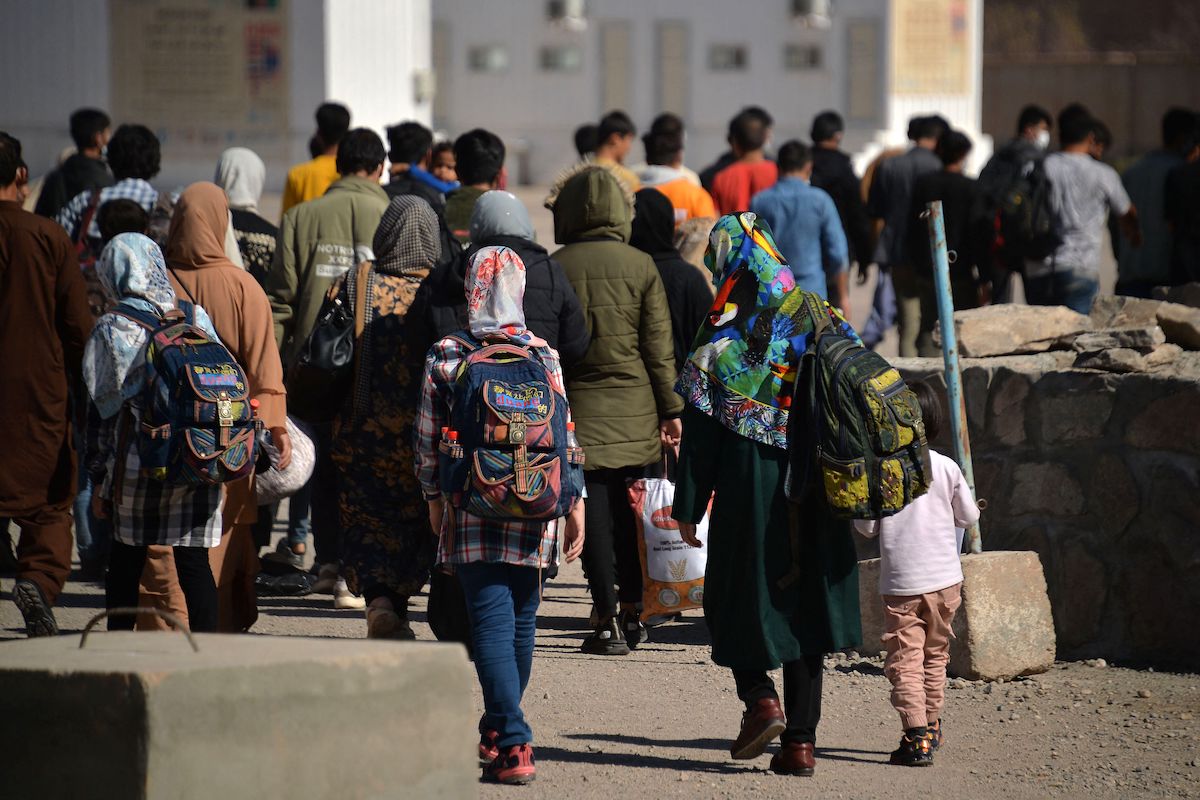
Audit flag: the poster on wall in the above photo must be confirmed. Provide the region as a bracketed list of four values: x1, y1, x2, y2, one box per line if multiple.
[110, 0, 289, 167]
[891, 0, 971, 95]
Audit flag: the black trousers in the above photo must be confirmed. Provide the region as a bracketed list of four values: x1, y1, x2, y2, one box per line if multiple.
[733, 654, 824, 745]
[581, 466, 644, 619]
[309, 423, 343, 565]
[106, 540, 218, 632]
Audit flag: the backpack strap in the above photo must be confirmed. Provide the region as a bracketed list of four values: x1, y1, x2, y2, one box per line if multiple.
[75, 190, 103, 255]
[802, 293, 832, 339]
[111, 302, 161, 331]
[168, 267, 200, 307]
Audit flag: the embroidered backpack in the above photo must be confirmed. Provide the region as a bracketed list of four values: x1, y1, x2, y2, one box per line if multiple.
[437, 334, 584, 521]
[789, 295, 932, 519]
[114, 301, 258, 485]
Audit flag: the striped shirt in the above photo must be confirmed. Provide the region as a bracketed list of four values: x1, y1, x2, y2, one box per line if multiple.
[414, 335, 562, 568]
[57, 178, 159, 247]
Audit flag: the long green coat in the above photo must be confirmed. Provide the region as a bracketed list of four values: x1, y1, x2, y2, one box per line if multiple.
[673, 405, 861, 670]
[550, 165, 683, 470]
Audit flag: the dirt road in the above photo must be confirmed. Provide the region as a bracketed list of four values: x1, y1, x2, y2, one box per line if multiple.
[3, 551, 1197, 800]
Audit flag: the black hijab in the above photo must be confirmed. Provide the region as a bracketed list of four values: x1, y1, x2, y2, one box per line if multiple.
[630, 188, 680, 260]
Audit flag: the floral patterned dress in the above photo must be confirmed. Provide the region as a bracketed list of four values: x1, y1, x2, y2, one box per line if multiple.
[331, 272, 435, 598]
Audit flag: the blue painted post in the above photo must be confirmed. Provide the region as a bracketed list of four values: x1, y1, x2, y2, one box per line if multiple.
[925, 201, 982, 553]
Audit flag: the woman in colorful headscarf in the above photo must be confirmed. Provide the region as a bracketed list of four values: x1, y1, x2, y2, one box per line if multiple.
[331, 195, 442, 640]
[82, 233, 223, 632]
[671, 213, 862, 777]
[413, 245, 585, 786]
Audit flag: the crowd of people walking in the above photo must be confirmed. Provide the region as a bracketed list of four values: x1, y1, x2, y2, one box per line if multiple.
[2, 95, 1199, 784]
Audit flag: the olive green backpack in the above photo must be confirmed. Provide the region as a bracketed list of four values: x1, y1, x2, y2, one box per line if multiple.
[787, 295, 932, 519]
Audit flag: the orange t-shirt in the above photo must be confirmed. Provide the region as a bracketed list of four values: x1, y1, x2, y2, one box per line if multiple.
[710, 160, 779, 216]
[654, 177, 717, 226]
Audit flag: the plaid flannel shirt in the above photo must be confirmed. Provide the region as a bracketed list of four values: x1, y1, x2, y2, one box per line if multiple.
[414, 335, 562, 568]
[57, 179, 159, 248]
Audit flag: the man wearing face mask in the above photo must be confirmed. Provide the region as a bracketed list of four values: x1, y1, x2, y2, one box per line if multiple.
[976, 105, 1053, 302]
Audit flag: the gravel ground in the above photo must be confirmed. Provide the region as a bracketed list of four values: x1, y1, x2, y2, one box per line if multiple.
[2, 543, 1197, 800]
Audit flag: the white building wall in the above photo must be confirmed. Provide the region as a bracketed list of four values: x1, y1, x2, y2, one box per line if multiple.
[0, 0, 431, 194]
[432, 0, 986, 183]
[325, 0, 432, 149]
[0, 1, 113, 179]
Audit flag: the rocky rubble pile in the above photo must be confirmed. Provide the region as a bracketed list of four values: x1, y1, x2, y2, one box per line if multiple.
[943, 283, 1200, 375]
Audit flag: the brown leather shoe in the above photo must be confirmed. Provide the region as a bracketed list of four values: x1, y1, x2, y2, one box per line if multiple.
[770, 741, 816, 776]
[730, 698, 787, 760]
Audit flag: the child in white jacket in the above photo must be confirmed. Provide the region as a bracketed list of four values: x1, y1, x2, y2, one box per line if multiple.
[855, 381, 980, 767]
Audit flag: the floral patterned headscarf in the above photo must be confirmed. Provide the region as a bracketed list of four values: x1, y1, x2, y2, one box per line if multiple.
[464, 245, 546, 347]
[675, 213, 854, 448]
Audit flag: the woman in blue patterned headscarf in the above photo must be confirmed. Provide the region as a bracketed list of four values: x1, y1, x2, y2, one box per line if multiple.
[671, 212, 862, 778]
[82, 232, 223, 634]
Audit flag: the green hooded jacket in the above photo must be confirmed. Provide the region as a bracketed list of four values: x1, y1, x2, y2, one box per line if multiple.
[267, 176, 389, 364]
[548, 165, 683, 470]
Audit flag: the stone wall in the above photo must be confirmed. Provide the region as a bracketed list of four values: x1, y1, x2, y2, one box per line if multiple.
[891, 351, 1200, 670]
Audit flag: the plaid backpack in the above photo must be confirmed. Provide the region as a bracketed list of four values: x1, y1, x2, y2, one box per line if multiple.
[437, 334, 584, 521]
[113, 300, 258, 485]
[789, 295, 932, 519]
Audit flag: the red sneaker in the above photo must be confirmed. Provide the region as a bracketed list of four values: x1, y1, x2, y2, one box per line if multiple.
[482, 743, 536, 785]
[479, 728, 500, 766]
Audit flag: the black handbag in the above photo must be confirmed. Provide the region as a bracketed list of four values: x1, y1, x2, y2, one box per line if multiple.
[286, 261, 371, 423]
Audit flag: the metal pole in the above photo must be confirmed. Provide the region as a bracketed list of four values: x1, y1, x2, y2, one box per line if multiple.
[925, 201, 982, 554]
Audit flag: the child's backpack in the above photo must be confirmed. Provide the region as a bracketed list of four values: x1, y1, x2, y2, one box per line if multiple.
[113, 301, 258, 485]
[437, 334, 584, 522]
[998, 156, 1060, 263]
[789, 295, 932, 519]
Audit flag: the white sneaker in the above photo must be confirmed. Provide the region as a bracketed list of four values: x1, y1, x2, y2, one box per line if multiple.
[333, 577, 365, 610]
[310, 563, 339, 594]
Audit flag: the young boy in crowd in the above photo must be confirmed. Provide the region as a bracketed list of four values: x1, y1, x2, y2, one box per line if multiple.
[854, 381, 980, 767]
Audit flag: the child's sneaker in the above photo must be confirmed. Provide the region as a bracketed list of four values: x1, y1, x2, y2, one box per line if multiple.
[482, 743, 536, 785]
[478, 728, 500, 766]
[928, 719, 943, 751]
[889, 731, 933, 767]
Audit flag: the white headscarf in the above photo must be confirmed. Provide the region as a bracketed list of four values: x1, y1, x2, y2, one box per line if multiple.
[214, 147, 265, 213]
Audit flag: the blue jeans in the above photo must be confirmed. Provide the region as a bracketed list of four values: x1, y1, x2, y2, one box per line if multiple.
[73, 439, 110, 566]
[1024, 269, 1099, 315]
[456, 562, 543, 747]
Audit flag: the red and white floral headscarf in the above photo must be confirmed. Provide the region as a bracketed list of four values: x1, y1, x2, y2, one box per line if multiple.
[465, 245, 547, 347]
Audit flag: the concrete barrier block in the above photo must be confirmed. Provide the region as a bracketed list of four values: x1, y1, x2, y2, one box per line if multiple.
[858, 551, 1057, 681]
[0, 633, 477, 800]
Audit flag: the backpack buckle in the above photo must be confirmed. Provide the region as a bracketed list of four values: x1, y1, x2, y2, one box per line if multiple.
[217, 393, 234, 428]
[508, 418, 527, 445]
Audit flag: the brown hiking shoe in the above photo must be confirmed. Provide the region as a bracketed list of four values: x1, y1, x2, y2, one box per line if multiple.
[770, 741, 816, 776]
[730, 698, 786, 760]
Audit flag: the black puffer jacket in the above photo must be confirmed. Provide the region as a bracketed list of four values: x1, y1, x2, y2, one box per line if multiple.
[407, 230, 591, 369]
[467, 235, 590, 366]
[630, 188, 713, 373]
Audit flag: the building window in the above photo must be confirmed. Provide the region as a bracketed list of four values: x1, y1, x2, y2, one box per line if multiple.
[784, 44, 822, 71]
[547, 0, 587, 28]
[468, 45, 510, 74]
[708, 44, 747, 71]
[540, 45, 583, 72]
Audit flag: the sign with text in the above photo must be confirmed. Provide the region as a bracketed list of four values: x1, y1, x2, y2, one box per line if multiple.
[110, 0, 290, 166]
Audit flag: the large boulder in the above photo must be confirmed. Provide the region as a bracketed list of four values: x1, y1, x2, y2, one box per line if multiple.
[950, 305, 1092, 358]
[1152, 282, 1200, 309]
[1090, 295, 1200, 351]
[857, 551, 1056, 681]
[1156, 302, 1200, 350]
